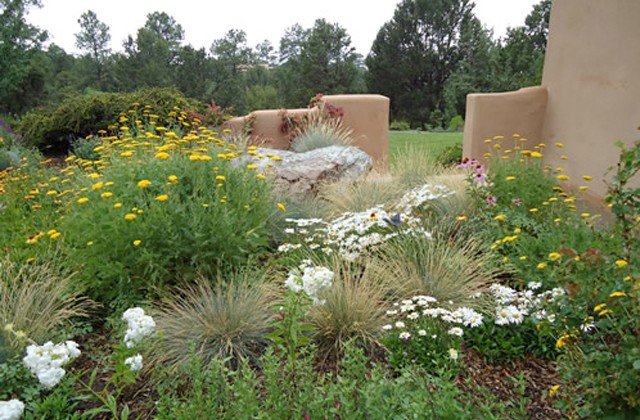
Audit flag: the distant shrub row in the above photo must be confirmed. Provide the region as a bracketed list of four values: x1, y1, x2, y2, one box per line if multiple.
[17, 88, 202, 153]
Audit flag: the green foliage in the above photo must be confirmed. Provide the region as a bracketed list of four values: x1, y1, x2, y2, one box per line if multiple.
[0, 358, 43, 402]
[0, 0, 48, 115]
[436, 142, 463, 167]
[17, 88, 201, 152]
[153, 340, 530, 418]
[389, 120, 410, 131]
[549, 141, 640, 418]
[447, 115, 465, 131]
[276, 19, 364, 107]
[70, 136, 100, 161]
[366, 0, 475, 126]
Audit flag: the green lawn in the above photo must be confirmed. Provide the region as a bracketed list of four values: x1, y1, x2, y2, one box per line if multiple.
[389, 131, 463, 159]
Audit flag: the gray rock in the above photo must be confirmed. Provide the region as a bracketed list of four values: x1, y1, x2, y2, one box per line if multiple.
[234, 146, 372, 197]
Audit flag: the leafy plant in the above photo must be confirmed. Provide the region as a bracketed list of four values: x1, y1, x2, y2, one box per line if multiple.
[389, 120, 411, 131]
[70, 136, 101, 161]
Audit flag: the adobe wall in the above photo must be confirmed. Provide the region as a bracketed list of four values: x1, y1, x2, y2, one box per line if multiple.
[462, 87, 548, 159]
[541, 0, 640, 198]
[225, 94, 390, 165]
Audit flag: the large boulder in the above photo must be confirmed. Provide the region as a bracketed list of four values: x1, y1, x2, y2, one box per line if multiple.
[235, 145, 373, 197]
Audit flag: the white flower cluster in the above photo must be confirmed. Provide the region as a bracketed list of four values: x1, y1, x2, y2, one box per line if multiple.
[382, 295, 484, 339]
[122, 307, 155, 349]
[285, 260, 334, 305]
[0, 399, 24, 420]
[279, 184, 453, 260]
[22, 341, 81, 389]
[124, 353, 143, 371]
[489, 283, 565, 326]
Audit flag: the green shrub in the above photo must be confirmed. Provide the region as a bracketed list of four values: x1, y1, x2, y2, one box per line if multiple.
[447, 115, 465, 131]
[53, 124, 279, 306]
[436, 143, 463, 167]
[70, 136, 101, 161]
[16, 88, 203, 153]
[389, 120, 411, 131]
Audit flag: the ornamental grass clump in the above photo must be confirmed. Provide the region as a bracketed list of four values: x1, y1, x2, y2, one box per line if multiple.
[305, 256, 394, 359]
[152, 272, 277, 370]
[290, 120, 353, 153]
[0, 256, 92, 362]
[372, 224, 504, 307]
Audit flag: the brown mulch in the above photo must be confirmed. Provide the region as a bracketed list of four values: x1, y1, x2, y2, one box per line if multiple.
[459, 349, 565, 419]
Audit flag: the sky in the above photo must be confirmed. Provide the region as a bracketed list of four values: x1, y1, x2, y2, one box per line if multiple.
[27, 0, 538, 57]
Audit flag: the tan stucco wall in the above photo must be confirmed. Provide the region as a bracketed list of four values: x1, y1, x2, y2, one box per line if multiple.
[462, 87, 548, 159]
[463, 0, 640, 200]
[225, 94, 390, 165]
[541, 0, 640, 198]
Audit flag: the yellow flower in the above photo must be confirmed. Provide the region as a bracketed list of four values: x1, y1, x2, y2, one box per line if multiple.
[537, 262, 548, 269]
[133, 240, 142, 246]
[247, 164, 257, 170]
[277, 203, 286, 212]
[519, 256, 528, 261]
[556, 334, 572, 349]
[137, 180, 152, 188]
[593, 303, 607, 313]
[598, 309, 613, 317]
[256, 174, 267, 180]
[608, 291, 627, 298]
[582, 175, 592, 181]
[615, 259, 628, 268]
[579, 185, 589, 191]
[120, 151, 134, 158]
[101, 192, 113, 199]
[49, 232, 61, 240]
[168, 175, 178, 183]
[456, 215, 468, 221]
[216, 175, 226, 181]
[549, 385, 561, 397]
[530, 151, 543, 158]
[77, 197, 89, 204]
[560, 155, 568, 160]
[46, 190, 58, 196]
[155, 194, 169, 202]
[548, 252, 561, 262]
[513, 228, 521, 234]
[91, 182, 104, 190]
[581, 212, 590, 218]
[271, 156, 282, 161]
[124, 213, 137, 221]
[494, 214, 507, 221]
[114, 203, 123, 208]
[484, 139, 492, 143]
[557, 174, 570, 181]
[529, 208, 539, 213]
[555, 143, 564, 148]
[86, 241, 94, 246]
[155, 152, 170, 160]
[506, 176, 516, 181]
